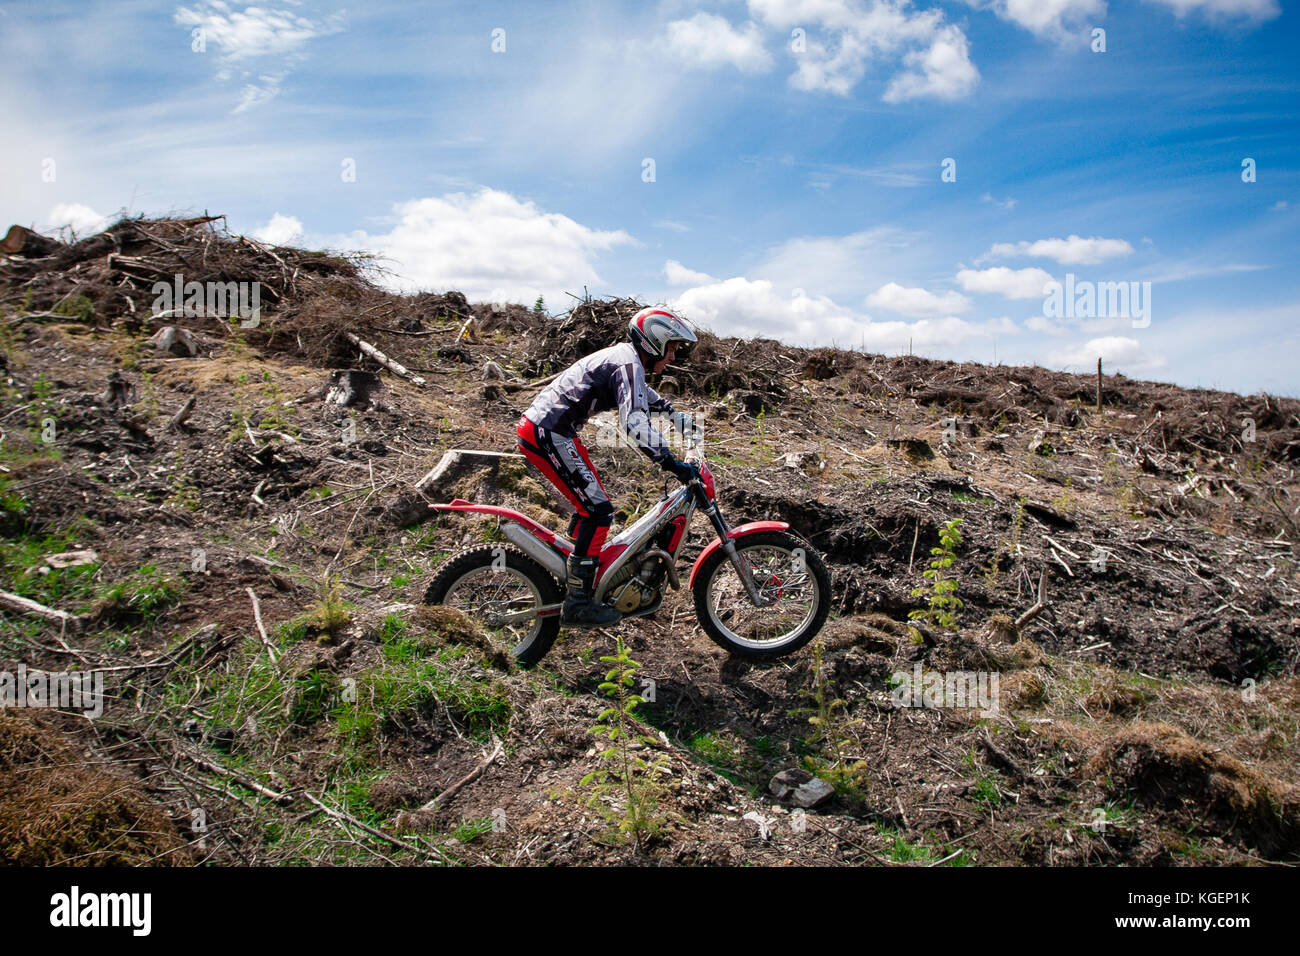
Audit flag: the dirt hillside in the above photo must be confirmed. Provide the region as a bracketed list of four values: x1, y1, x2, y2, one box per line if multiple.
[1, 216, 1297, 865]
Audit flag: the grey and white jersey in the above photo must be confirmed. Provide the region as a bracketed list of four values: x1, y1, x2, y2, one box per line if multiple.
[523, 342, 675, 465]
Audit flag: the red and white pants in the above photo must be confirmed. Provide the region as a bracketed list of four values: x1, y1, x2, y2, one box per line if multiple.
[515, 415, 614, 557]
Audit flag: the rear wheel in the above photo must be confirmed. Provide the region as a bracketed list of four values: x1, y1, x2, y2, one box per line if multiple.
[692, 531, 831, 660]
[424, 544, 562, 665]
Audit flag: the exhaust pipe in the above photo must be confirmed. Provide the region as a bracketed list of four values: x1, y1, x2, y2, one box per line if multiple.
[501, 523, 567, 581]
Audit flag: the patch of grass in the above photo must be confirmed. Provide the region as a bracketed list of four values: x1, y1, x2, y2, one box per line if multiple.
[686, 730, 755, 783]
[339, 773, 389, 828]
[378, 612, 409, 645]
[335, 644, 510, 757]
[0, 474, 32, 529]
[0, 526, 102, 608]
[53, 295, 95, 323]
[963, 747, 1006, 810]
[290, 669, 342, 724]
[98, 563, 186, 621]
[876, 826, 968, 865]
[305, 573, 352, 636]
[450, 816, 495, 843]
[197, 650, 292, 744]
[277, 617, 311, 643]
[1163, 828, 1213, 862]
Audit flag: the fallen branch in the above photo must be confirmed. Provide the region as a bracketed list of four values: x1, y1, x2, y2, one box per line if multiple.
[303, 792, 448, 863]
[245, 588, 278, 663]
[344, 332, 427, 387]
[166, 395, 196, 431]
[0, 589, 88, 631]
[417, 736, 504, 813]
[1040, 535, 1079, 560]
[370, 325, 444, 338]
[1015, 569, 1048, 629]
[979, 727, 1026, 779]
[181, 749, 293, 804]
[1048, 547, 1074, 578]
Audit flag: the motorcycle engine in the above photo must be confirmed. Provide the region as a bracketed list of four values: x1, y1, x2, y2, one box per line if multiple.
[607, 554, 667, 613]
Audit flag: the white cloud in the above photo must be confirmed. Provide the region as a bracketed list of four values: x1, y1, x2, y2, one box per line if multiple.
[957, 266, 1057, 299]
[980, 234, 1135, 265]
[883, 24, 979, 102]
[671, 276, 862, 343]
[659, 13, 774, 73]
[817, 162, 927, 187]
[1142, 260, 1266, 284]
[865, 281, 971, 316]
[653, 220, 692, 232]
[252, 213, 304, 246]
[174, 3, 345, 61]
[338, 188, 634, 303]
[175, 2, 345, 112]
[1024, 314, 1069, 335]
[967, 0, 1106, 41]
[981, 192, 1017, 210]
[664, 260, 716, 285]
[985, 316, 1023, 335]
[234, 73, 287, 112]
[669, 274, 1017, 352]
[754, 226, 919, 301]
[46, 203, 109, 237]
[1144, 0, 1280, 23]
[1047, 335, 1167, 373]
[748, 0, 979, 101]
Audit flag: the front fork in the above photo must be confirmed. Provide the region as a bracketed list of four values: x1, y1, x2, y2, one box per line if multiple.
[694, 486, 771, 606]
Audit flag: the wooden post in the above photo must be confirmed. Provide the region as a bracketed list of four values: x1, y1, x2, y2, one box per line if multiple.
[1096, 358, 1103, 412]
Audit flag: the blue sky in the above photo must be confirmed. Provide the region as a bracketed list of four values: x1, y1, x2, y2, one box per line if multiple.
[2, 0, 1297, 394]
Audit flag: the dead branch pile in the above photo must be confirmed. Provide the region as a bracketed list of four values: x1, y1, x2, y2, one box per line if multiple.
[5, 218, 1294, 463]
[0, 216, 373, 335]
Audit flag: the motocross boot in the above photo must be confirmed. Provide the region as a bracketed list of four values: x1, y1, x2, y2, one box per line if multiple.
[561, 554, 621, 627]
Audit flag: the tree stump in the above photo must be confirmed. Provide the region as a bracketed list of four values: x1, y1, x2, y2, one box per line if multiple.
[323, 370, 386, 410]
[148, 326, 198, 357]
[1, 225, 61, 258]
[98, 371, 135, 410]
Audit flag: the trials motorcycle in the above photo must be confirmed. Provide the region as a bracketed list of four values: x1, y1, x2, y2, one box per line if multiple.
[423, 440, 831, 665]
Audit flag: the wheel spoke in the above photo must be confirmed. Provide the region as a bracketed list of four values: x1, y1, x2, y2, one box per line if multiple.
[443, 567, 542, 647]
[706, 544, 818, 648]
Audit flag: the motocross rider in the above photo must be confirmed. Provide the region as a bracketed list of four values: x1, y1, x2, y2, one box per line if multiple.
[516, 306, 700, 627]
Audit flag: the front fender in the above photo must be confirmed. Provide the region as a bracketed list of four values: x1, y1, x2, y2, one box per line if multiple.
[688, 521, 791, 589]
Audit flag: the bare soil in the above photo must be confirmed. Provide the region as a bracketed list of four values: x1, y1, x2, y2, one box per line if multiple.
[1, 217, 1297, 866]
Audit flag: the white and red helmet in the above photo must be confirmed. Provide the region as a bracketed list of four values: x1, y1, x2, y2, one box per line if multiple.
[629, 306, 697, 361]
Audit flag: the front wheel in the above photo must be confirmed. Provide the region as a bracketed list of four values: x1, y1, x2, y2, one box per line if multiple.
[424, 544, 562, 665]
[692, 531, 831, 660]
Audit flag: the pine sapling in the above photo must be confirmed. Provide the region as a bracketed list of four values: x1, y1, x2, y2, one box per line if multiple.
[910, 518, 963, 630]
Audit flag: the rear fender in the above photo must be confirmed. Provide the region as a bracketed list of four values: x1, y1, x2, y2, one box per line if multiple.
[687, 520, 791, 589]
[431, 499, 569, 553]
